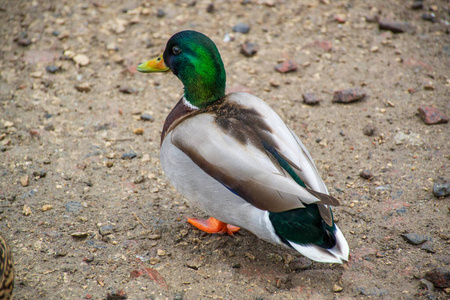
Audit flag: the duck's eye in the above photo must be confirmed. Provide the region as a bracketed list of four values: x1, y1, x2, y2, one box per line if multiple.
[172, 46, 181, 55]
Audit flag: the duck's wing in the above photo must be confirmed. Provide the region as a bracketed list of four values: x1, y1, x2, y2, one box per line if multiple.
[169, 93, 338, 220]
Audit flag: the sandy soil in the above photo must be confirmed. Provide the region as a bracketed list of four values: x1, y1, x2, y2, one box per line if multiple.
[1, 0, 449, 299]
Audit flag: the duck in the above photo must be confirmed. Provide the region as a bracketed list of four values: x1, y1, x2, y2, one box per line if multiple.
[137, 30, 349, 263]
[0, 234, 14, 300]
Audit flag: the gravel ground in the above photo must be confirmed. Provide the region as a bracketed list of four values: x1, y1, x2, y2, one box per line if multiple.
[1, 0, 449, 299]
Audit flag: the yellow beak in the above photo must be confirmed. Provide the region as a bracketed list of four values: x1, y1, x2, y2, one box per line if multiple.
[137, 54, 169, 73]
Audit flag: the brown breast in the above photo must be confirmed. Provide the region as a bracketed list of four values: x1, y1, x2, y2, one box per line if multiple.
[161, 97, 197, 145]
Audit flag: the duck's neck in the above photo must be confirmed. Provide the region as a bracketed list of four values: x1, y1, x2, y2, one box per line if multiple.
[179, 52, 226, 108]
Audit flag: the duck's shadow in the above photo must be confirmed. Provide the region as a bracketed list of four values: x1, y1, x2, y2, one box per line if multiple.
[171, 223, 345, 294]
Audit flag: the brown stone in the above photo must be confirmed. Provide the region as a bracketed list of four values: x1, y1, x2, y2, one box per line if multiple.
[75, 82, 91, 93]
[425, 268, 450, 288]
[275, 60, 297, 73]
[240, 41, 258, 57]
[332, 88, 366, 103]
[302, 93, 321, 105]
[418, 106, 449, 125]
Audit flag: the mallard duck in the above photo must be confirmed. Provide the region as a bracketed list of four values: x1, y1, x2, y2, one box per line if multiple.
[137, 30, 349, 263]
[0, 234, 14, 300]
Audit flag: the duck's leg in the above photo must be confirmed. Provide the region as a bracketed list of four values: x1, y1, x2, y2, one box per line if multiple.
[187, 217, 240, 235]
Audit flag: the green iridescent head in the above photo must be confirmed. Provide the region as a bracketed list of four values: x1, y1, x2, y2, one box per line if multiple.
[138, 30, 226, 108]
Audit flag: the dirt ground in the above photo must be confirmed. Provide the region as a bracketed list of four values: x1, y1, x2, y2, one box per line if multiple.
[1, 0, 449, 299]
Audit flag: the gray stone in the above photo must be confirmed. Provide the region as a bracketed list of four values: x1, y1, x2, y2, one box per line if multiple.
[65, 201, 82, 213]
[433, 178, 450, 198]
[122, 152, 137, 159]
[401, 233, 430, 245]
[99, 224, 114, 236]
[233, 23, 250, 34]
[140, 113, 154, 122]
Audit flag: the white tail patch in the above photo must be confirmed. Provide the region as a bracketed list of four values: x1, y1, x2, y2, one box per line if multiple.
[288, 225, 349, 264]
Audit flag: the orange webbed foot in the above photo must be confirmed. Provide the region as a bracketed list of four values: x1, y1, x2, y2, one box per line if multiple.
[187, 217, 240, 236]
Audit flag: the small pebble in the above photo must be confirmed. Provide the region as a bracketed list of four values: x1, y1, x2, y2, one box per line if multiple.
[105, 161, 114, 168]
[232, 23, 251, 34]
[423, 83, 435, 90]
[334, 14, 346, 23]
[122, 152, 137, 159]
[75, 82, 91, 93]
[4, 121, 14, 128]
[22, 205, 32, 216]
[302, 93, 321, 105]
[46, 65, 61, 73]
[141, 154, 151, 163]
[106, 290, 127, 300]
[206, 3, 214, 13]
[418, 106, 449, 125]
[275, 60, 297, 73]
[420, 278, 435, 291]
[119, 86, 136, 94]
[363, 124, 376, 136]
[30, 71, 43, 78]
[360, 169, 373, 180]
[20, 175, 30, 187]
[411, 1, 424, 10]
[186, 260, 201, 270]
[332, 88, 366, 103]
[156, 9, 165, 18]
[370, 46, 379, 53]
[148, 234, 161, 240]
[71, 232, 89, 238]
[150, 257, 160, 265]
[432, 178, 450, 198]
[73, 54, 90, 66]
[401, 233, 429, 245]
[44, 124, 55, 131]
[43, 158, 51, 164]
[32, 169, 47, 178]
[41, 205, 53, 212]
[240, 41, 258, 57]
[421, 243, 436, 253]
[99, 224, 114, 236]
[140, 113, 154, 122]
[378, 19, 408, 33]
[134, 175, 146, 184]
[133, 128, 144, 135]
[17, 38, 32, 47]
[422, 13, 437, 23]
[106, 153, 116, 159]
[84, 255, 95, 263]
[269, 79, 280, 88]
[333, 283, 344, 292]
[106, 42, 118, 51]
[157, 249, 166, 256]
